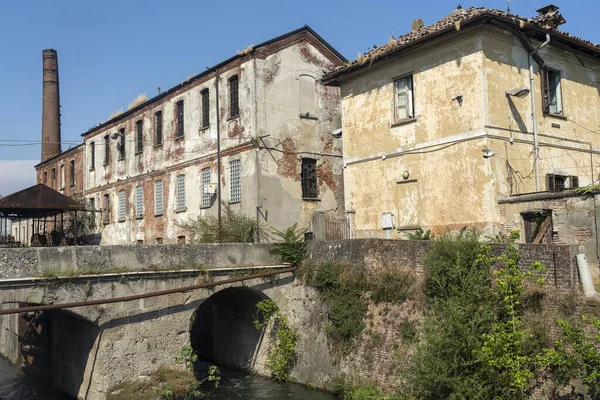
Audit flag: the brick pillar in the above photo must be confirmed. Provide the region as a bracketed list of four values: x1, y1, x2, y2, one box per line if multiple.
[41, 49, 61, 162]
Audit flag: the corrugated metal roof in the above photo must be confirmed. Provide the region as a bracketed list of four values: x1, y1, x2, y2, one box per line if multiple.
[0, 184, 84, 218]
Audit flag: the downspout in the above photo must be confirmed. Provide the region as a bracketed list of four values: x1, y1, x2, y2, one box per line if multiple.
[528, 33, 551, 191]
[215, 68, 222, 240]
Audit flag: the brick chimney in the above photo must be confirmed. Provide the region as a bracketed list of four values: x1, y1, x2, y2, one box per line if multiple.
[41, 49, 61, 162]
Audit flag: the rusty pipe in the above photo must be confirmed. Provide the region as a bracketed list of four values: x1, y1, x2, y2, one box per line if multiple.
[0, 267, 296, 316]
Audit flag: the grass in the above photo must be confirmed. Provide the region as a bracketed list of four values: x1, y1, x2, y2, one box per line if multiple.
[35, 264, 208, 278]
[107, 366, 195, 400]
[127, 94, 148, 110]
[109, 109, 123, 119]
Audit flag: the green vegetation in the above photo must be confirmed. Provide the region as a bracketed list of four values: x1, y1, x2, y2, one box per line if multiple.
[254, 299, 299, 381]
[332, 378, 401, 400]
[36, 263, 206, 278]
[271, 223, 307, 266]
[406, 228, 432, 240]
[574, 183, 600, 195]
[179, 202, 268, 243]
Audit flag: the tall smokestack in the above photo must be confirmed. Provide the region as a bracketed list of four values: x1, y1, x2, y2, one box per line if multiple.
[41, 49, 61, 162]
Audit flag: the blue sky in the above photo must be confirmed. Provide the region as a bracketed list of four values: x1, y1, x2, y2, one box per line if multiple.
[0, 0, 598, 194]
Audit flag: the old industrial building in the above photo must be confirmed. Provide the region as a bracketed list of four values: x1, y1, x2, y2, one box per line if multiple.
[35, 27, 346, 244]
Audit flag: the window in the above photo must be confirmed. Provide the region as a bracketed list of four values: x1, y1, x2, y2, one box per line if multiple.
[546, 173, 579, 192]
[154, 180, 163, 216]
[229, 75, 239, 118]
[104, 135, 110, 165]
[542, 67, 563, 115]
[394, 75, 414, 121]
[301, 158, 318, 199]
[90, 142, 95, 171]
[60, 165, 65, 189]
[136, 120, 143, 153]
[43, 171, 47, 184]
[89, 197, 95, 211]
[522, 211, 552, 243]
[70, 160, 75, 186]
[176, 100, 184, 138]
[155, 111, 163, 146]
[118, 190, 126, 222]
[201, 167, 212, 208]
[135, 185, 144, 219]
[176, 174, 186, 211]
[51, 168, 56, 180]
[201, 89, 210, 128]
[229, 160, 241, 203]
[118, 129, 125, 160]
[103, 194, 110, 224]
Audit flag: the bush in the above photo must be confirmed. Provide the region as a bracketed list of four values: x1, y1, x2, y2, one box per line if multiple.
[272, 223, 307, 266]
[370, 270, 415, 305]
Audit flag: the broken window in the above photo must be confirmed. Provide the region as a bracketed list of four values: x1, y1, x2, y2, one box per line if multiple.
[176, 100, 184, 138]
[135, 185, 144, 219]
[154, 180, 163, 216]
[103, 194, 110, 224]
[229, 75, 239, 118]
[546, 173, 579, 192]
[541, 67, 563, 115]
[90, 141, 95, 171]
[104, 135, 110, 165]
[301, 158, 318, 199]
[394, 75, 414, 121]
[155, 111, 163, 146]
[229, 160, 241, 203]
[118, 128, 125, 160]
[201, 167, 212, 208]
[176, 174, 186, 211]
[522, 211, 552, 243]
[136, 120, 143, 153]
[201, 89, 210, 128]
[118, 190, 126, 222]
[70, 160, 75, 186]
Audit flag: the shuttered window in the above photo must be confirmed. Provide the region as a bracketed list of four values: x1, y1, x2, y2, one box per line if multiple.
[135, 185, 144, 219]
[229, 76, 239, 118]
[103, 194, 110, 224]
[136, 120, 143, 153]
[546, 174, 579, 192]
[201, 167, 212, 208]
[394, 75, 414, 121]
[90, 142, 95, 171]
[201, 89, 210, 128]
[229, 160, 241, 203]
[155, 111, 163, 146]
[176, 174, 186, 211]
[301, 158, 318, 199]
[176, 100, 184, 138]
[154, 180, 163, 216]
[118, 190, 126, 222]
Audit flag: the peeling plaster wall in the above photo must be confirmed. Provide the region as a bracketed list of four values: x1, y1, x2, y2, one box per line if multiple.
[341, 25, 600, 241]
[80, 33, 344, 244]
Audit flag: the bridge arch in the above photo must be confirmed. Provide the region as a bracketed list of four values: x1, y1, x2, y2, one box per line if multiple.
[190, 286, 269, 370]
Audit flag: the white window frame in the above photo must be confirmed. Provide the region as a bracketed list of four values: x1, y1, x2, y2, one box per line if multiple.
[154, 180, 163, 216]
[135, 185, 144, 219]
[201, 167, 212, 208]
[118, 190, 126, 222]
[394, 74, 414, 121]
[229, 159, 241, 204]
[176, 174, 186, 212]
[548, 69, 563, 115]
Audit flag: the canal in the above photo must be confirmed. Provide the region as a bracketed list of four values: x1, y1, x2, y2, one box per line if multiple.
[0, 356, 337, 400]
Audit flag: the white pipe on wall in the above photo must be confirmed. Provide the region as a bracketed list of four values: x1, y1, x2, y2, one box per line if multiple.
[576, 253, 597, 297]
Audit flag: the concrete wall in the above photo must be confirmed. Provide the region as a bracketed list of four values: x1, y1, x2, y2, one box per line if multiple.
[338, 23, 600, 240]
[0, 243, 280, 279]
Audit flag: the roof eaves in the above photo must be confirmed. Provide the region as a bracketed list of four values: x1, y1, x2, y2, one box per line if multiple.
[34, 143, 84, 169]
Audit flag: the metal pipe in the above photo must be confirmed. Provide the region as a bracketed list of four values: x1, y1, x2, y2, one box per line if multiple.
[215, 68, 222, 241]
[528, 33, 551, 192]
[0, 267, 296, 316]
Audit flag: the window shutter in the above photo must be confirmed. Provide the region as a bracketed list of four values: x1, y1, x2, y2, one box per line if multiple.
[154, 181, 163, 216]
[541, 65, 550, 114]
[546, 173, 555, 192]
[118, 190, 126, 221]
[570, 175, 579, 189]
[177, 175, 186, 210]
[396, 80, 407, 120]
[407, 77, 414, 118]
[136, 185, 144, 218]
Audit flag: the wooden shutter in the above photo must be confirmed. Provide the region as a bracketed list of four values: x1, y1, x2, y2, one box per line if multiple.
[570, 175, 579, 189]
[541, 65, 550, 114]
[546, 173, 555, 192]
[118, 190, 126, 221]
[154, 180, 163, 216]
[135, 185, 144, 218]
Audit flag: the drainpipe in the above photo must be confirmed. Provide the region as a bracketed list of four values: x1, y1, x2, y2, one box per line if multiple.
[215, 68, 222, 240]
[528, 33, 551, 192]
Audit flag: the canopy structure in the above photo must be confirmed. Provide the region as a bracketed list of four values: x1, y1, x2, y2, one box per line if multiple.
[0, 184, 86, 246]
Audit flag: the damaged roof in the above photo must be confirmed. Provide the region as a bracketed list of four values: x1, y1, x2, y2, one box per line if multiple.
[323, 6, 600, 83]
[0, 184, 84, 219]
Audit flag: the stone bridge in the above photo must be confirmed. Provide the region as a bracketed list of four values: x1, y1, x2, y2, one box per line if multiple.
[0, 244, 331, 400]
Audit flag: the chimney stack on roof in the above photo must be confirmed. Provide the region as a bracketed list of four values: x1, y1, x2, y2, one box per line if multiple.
[412, 18, 424, 31]
[41, 49, 61, 163]
[535, 4, 566, 29]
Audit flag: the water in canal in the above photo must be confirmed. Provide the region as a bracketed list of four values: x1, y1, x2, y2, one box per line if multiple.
[0, 356, 337, 400]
